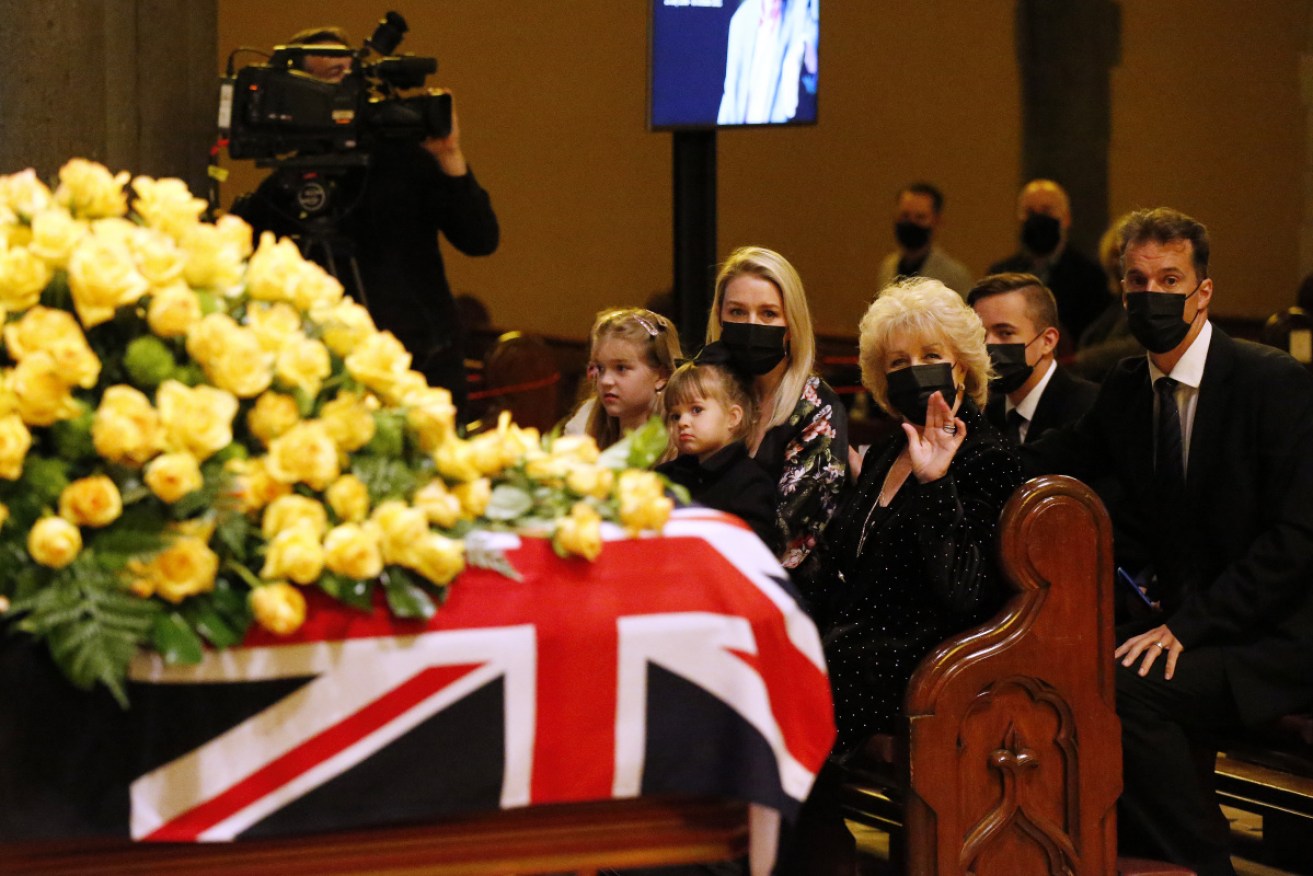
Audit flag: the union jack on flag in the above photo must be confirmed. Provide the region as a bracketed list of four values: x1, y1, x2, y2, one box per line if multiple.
[114, 509, 836, 842]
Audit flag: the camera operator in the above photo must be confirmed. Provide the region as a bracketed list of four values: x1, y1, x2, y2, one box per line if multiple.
[230, 25, 499, 419]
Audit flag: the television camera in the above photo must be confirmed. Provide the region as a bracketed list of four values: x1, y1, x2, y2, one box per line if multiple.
[219, 11, 451, 163]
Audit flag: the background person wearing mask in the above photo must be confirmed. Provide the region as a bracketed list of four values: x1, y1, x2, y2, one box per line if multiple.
[874, 182, 974, 298]
[989, 178, 1108, 346]
[969, 272, 1097, 444]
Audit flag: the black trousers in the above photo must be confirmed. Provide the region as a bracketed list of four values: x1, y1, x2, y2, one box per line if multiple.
[1116, 645, 1241, 876]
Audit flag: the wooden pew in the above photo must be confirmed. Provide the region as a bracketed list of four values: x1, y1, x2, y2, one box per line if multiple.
[841, 474, 1127, 874]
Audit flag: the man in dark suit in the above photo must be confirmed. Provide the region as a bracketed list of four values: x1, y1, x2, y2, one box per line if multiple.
[968, 272, 1098, 444]
[1024, 208, 1313, 875]
[989, 179, 1111, 346]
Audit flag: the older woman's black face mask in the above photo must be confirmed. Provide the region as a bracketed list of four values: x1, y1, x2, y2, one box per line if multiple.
[885, 362, 957, 425]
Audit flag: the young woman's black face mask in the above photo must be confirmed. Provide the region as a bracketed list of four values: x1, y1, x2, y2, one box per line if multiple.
[719, 321, 788, 375]
[885, 362, 957, 425]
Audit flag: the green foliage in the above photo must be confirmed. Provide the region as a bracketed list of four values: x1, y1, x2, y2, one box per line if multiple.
[179, 578, 251, 648]
[353, 456, 420, 506]
[9, 556, 160, 708]
[151, 611, 203, 665]
[380, 567, 436, 620]
[318, 571, 376, 613]
[49, 407, 96, 462]
[123, 335, 176, 391]
[362, 410, 406, 458]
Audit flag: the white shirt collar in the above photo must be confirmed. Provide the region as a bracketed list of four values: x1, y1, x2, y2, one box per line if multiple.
[1148, 320, 1212, 389]
[1007, 358, 1057, 422]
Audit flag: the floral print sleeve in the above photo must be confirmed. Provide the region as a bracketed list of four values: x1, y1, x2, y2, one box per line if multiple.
[770, 377, 848, 569]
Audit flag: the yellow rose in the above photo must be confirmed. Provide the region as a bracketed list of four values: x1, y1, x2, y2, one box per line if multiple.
[344, 331, 412, 398]
[128, 226, 187, 287]
[146, 282, 203, 338]
[249, 582, 307, 636]
[408, 532, 465, 585]
[434, 436, 481, 483]
[413, 479, 462, 529]
[452, 478, 491, 518]
[0, 413, 32, 479]
[275, 335, 331, 396]
[5, 305, 101, 389]
[184, 311, 239, 367]
[323, 522, 385, 580]
[28, 516, 82, 568]
[265, 420, 340, 491]
[0, 245, 53, 311]
[325, 473, 371, 523]
[287, 259, 344, 313]
[58, 475, 123, 528]
[245, 301, 303, 353]
[144, 452, 203, 504]
[617, 470, 673, 534]
[0, 169, 53, 219]
[28, 207, 87, 268]
[202, 325, 274, 399]
[131, 175, 206, 240]
[0, 502, 9, 529]
[320, 391, 377, 452]
[11, 351, 81, 427]
[550, 434, 602, 465]
[467, 431, 514, 478]
[66, 232, 149, 328]
[261, 493, 329, 539]
[247, 391, 301, 446]
[261, 520, 324, 585]
[54, 159, 129, 218]
[371, 500, 430, 566]
[244, 233, 305, 305]
[311, 298, 376, 357]
[214, 213, 253, 259]
[156, 379, 238, 460]
[565, 463, 614, 501]
[180, 221, 246, 291]
[553, 502, 603, 561]
[224, 456, 291, 514]
[93, 384, 164, 466]
[150, 535, 219, 603]
[406, 385, 456, 453]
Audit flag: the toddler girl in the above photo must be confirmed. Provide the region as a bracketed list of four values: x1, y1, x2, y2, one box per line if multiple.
[656, 346, 780, 552]
[563, 307, 681, 449]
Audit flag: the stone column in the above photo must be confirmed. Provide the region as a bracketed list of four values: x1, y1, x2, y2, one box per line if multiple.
[0, 0, 217, 194]
[1015, 0, 1121, 256]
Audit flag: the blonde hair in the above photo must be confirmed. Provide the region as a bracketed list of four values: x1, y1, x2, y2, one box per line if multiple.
[582, 307, 682, 448]
[705, 246, 816, 431]
[859, 277, 992, 415]
[663, 360, 757, 446]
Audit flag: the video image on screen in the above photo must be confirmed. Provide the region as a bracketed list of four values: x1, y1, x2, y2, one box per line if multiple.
[650, 0, 819, 130]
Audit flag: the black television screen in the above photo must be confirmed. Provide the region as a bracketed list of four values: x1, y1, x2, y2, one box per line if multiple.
[649, 0, 819, 130]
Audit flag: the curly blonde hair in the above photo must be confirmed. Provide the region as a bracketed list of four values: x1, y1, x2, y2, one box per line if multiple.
[859, 277, 991, 416]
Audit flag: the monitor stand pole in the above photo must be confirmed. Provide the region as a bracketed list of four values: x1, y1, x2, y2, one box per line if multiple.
[672, 130, 717, 357]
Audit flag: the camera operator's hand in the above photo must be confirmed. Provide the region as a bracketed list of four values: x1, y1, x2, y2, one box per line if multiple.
[423, 88, 468, 177]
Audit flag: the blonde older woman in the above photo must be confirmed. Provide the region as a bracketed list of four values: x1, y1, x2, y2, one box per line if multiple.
[807, 277, 1022, 753]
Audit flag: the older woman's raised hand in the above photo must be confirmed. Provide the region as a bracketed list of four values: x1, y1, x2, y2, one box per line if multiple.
[904, 390, 966, 483]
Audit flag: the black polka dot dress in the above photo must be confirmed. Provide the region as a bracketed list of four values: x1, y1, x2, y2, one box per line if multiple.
[809, 400, 1023, 755]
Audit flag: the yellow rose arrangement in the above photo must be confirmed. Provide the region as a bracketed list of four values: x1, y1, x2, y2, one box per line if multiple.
[0, 160, 678, 706]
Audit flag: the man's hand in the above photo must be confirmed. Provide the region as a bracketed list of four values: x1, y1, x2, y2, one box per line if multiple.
[422, 88, 467, 176]
[1115, 623, 1183, 679]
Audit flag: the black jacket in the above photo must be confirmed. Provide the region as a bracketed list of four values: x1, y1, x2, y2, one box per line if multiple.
[986, 365, 1099, 444]
[1024, 329, 1313, 722]
[657, 443, 780, 553]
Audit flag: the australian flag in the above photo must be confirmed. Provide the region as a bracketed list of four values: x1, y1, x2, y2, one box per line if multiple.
[0, 509, 835, 844]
